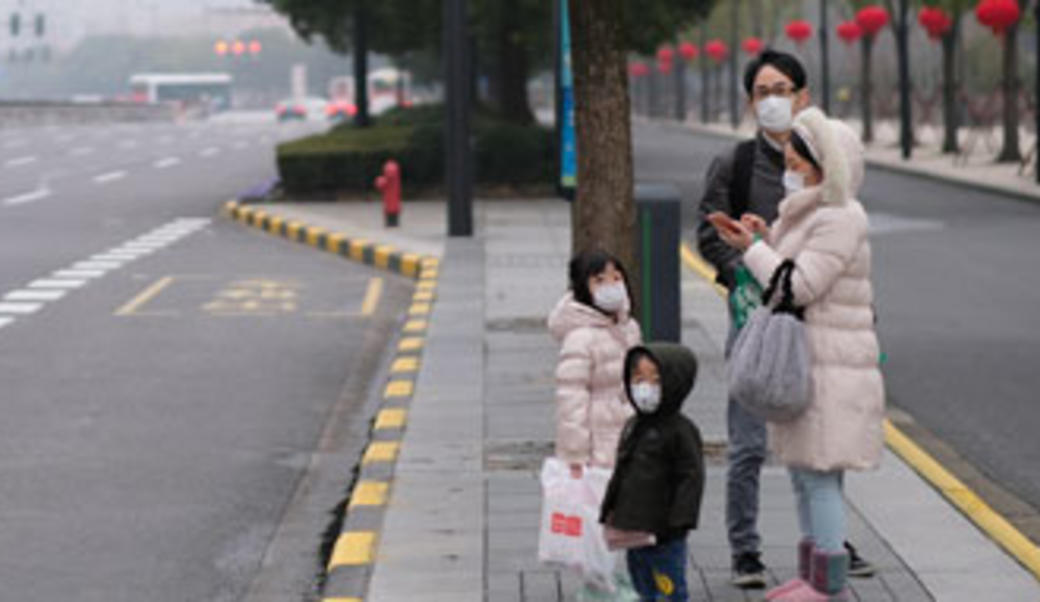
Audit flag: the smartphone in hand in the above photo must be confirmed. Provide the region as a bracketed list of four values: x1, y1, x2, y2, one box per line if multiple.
[708, 211, 743, 235]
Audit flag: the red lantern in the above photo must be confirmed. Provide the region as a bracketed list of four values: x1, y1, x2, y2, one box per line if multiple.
[679, 41, 699, 62]
[976, 0, 1021, 35]
[705, 39, 728, 63]
[742, 36, 764, 55]
[657, 59, 673, 74]
[628, 62, 649, 78]
[918, 6, 953, 41]
[836, 20, 863, 44]
[855, 5, 890, 38]
[785, 20, 813, 45]
[656, 45, 675, 63]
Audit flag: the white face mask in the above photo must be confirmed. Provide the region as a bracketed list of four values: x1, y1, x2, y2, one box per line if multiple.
[592, 282, 627, 313]
[783, 170, 806, 195]
[631, 383, 662, 413]
[756, 95, 794, 133]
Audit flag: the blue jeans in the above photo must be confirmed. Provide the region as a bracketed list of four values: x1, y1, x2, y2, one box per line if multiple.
[789, 468, 846, 552]
[725, 307, 767, 556]
[626, 538, 689, 602]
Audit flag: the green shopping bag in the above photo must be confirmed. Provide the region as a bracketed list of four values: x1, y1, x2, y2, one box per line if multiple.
[729, 265, 763, 331]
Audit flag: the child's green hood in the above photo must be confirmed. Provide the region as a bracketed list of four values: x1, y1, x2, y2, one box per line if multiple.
[623, 343, 698, 416]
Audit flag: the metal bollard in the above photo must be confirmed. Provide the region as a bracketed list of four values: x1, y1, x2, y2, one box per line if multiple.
[634, 182, 681, 343]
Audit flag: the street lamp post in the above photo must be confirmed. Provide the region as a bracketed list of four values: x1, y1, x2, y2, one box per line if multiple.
[445, 0, 473, 237]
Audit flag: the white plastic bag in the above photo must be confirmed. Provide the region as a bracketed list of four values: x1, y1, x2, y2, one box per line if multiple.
[537, 457, 616, 591]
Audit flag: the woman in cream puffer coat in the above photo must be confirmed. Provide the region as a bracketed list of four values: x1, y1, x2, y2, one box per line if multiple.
[714, 107, 884, 601]
[549, 251, 642, 471]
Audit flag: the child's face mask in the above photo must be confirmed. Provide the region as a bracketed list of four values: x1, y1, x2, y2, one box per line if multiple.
[593, 282, 628, 313]
[631, 382, 662, 413]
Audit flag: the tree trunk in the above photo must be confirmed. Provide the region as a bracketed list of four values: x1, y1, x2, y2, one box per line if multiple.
[895, 1, 912, 159]
[674, 55, 687, 122]
[699, 23, 709, 123]
[353, 4, 371, 128]
[997, 19, 1022, 162]
[750, 0, 764, 38]
[568, 0, 637, 291]
[860, 36, 874, 144]
[941, 17, 960, 154]
[494, 0, 535, 124]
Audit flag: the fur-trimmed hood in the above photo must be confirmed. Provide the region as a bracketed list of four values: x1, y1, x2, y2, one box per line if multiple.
[791, 107, 865, 205]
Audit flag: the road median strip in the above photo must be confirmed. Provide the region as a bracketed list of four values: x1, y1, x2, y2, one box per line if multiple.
[679, 241, 1040, 582]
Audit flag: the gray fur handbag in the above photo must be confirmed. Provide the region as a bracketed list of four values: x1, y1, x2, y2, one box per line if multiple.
[727, 260, 811, 423]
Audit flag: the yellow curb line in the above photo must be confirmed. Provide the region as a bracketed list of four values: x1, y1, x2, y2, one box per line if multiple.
[884, 421, 1040, 581]
[383, 380, 414, 398]
[398, 337, 425, 353]
[349, 481, 390, 508]
[390, 356, 420, 374]
[374, 408, 408, 430]
[679, 241, 1040, 582]
[327, 531, 376, 569]
[362, 441, 400, 464]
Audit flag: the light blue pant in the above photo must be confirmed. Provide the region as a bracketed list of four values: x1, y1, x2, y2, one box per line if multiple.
[789, 468, 846, 552]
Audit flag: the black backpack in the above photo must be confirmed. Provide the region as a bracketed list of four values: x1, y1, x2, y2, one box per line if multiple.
[728, 139, 757, 219]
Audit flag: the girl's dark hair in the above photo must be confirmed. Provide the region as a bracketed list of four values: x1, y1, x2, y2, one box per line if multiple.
[790, 131, 823, 176]
[568, 249, 631, 309]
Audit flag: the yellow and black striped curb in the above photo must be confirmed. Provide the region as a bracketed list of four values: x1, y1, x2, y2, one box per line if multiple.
[223, 200, 432, 280]
[320, 259, 440, 602]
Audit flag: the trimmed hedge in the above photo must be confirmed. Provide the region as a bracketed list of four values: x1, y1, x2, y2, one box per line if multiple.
[276, 105, 554, 197]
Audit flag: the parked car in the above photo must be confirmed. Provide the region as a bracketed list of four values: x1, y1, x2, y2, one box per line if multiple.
[275, 97, 328, 122]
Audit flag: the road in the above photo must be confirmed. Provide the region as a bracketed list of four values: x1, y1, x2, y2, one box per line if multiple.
[0, 115, 412, 601]
[634, 121, 1040, 523]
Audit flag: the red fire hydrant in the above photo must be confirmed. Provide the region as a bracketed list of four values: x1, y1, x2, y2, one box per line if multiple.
[374, 160, 402, 228]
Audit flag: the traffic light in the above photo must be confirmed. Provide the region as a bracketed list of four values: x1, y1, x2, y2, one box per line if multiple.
[214, 40, 229, 56]
[248, 40, 261, 55]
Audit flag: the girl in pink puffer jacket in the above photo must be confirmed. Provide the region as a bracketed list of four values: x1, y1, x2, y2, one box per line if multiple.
[549, 250, 643, 476]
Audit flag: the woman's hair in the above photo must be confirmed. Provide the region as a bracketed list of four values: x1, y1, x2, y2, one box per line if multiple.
[568, 249, 631, 308]
[790, 130, 823, 176]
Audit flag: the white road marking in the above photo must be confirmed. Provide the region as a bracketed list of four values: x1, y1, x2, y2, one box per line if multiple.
[869, 213, 946, 235]
[72, 261, 122, 271]
[5, 155, 38, 168]
[93, 171, 127, 184]
[154, 157, 181, 169]
[0, 302, 42, 314]
[3, 188, 51, 206]
[29, 279, 87, 290]
[0, 316, 13, 329]
[92, 254, 140, 262]
[199, 147, 220, 157]
[53, 270, 106, 279]
[70, 146, 95, 156]
[5, 289, 66, 302]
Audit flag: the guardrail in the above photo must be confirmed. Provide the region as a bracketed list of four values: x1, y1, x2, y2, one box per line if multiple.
[0, 101, 177, 127]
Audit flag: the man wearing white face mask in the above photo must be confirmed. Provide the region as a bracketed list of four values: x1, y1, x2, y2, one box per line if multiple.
[696, 50, 875, 588]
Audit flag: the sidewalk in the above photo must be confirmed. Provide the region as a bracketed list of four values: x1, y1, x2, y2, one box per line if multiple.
[673, 116, 1040, 205]
[259, 199, 1040, 601]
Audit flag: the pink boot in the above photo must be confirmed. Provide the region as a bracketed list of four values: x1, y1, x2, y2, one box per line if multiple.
[765, 538, 813, 600]
[772, 549, 849, 601]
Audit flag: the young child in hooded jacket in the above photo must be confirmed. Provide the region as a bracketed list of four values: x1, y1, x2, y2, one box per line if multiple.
[600, 343, 705, 602]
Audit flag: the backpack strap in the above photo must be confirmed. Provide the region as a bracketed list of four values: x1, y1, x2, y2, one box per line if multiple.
[728, 139, 757, 218]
